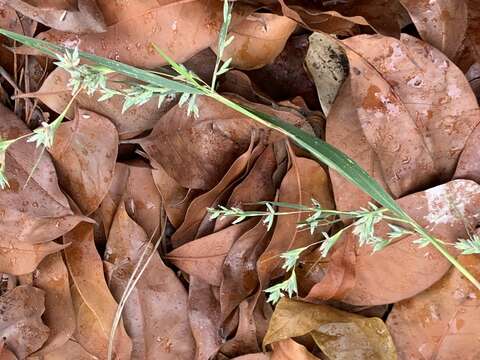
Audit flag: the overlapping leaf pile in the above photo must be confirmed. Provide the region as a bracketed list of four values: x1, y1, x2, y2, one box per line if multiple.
[0, 0, 480, 359]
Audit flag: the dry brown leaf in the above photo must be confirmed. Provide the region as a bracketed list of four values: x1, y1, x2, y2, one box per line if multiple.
[214, 145, 278, 231]
[64, 223, 132, 359]
[399, 0, 467, 59]
[35, 0, 250, 69]
[216, 13, 297, 70]
[31, 253, 75, 356]
[188, 276, 222, 360]
[0, 285, 49, 359]
[257, 150, 334, 286]
[220, 220, 271, 322]
[0, 343, 17, 360]
[36, 69, 176, 139]
[271, 339, 319, 360]
[37, 340, 97, 360]
[454, 122, 480, 183]
[105, 203, 195, 359]
[170, 140, 260, 247]
[9, 0, 106, 33]
[151, 162, 191, 228]
[232, 354, 271, 360]
[387, 254, 480, 360]
[279, 0, 409, 36]
[308, 180, 480, 306]
[0, 104, 84, 251]
[50, 108, 118, 215]
[168, 219, 256, 286]
[21, 0, 77, 10]
[264, 298, 396, 360]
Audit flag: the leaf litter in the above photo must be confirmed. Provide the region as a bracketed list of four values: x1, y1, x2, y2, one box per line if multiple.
[0, 1, 480, 359]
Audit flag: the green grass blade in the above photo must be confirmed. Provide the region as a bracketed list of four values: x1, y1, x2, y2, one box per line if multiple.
[0, 29, 203, 95]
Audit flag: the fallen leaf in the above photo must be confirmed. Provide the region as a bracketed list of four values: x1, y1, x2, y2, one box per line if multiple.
[0, 104, 84, 245]
[105, 203, 195, 360]
[168, 219, 257, 286]
[0, 343, 17, 360]
[64, 223, 132, 359]
[170, 140, 260, 246]
[232, 354, 271, 360]
[216, 13, 297, 70]
[35, 0, 250, 69]
[37, 340, 97, 359]
[257, 149, 334, 286]
[0, 285, 49, 359]
[308, 180, 480, 305]
[50, 108, 118, 215]
[21, 0, 77, 10]
[279, 0, 410, 37]
[305, 32, 348, 116]
[220, 220, 271, 322]
[31, 253, 75, 355]
[387, 254, 480, 360]
[9, 0, 106, 33]
[36, 69, 176, 139]
[264, 298, 396, 360]
[151, 162, 192, 228]
[399, 0, 467, 59]
[454, 122, 480, 183]
[271, 339, 319, 360]
[188, 276, 222, 360]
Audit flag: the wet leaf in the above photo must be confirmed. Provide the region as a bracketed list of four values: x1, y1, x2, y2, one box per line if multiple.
[216, 13, 297, 70]
[105, 203, 195, 359]
[168, 219, 256, 286]
[454, 122, 480, 183]
[64, 223, 132, 359]
[257, 150, 334, 286]
[36, 69, 176, 139]
[9, 0, 106, 33]
[399, 0, 467, 59]
[35, 0, 250, 69]
[307, 180, 480, 305]
[306, 32, 348, 116]
[0, 104, 84, 246]
[264, 298, 396, 360]
[49, 108, 118, 215]
[387, 254, 480, 360]
[0, 285, 49, 359]
[31, 253, 75, 355]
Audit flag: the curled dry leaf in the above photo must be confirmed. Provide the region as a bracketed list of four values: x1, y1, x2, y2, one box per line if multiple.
[0, 285, 49, 359]
[0, 104, 83, 273]
[308, 180, 480, 306]
[49, 108, 118, 215]
[257, 150, 334, 285]
[9, 0, 106, 33]
[399, 0, 467, 59]
[271, 339, 319, 360]
[168, 219, 257, 286]
[454, 122, 480, 183]
[216, 13, 297, 70]
[305, 32, 348, 116]
[387, 254, 480, 360]
[151, 162, 191, 229]
[36, 69, 176, 139]
[35, 0, 249, 68]
[105, 203, 195, 360]
[264, 298, 396, 360]
[279, 0, 409, 37]
[31, 253, 75, 356]
[64, 223, 132, 359]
